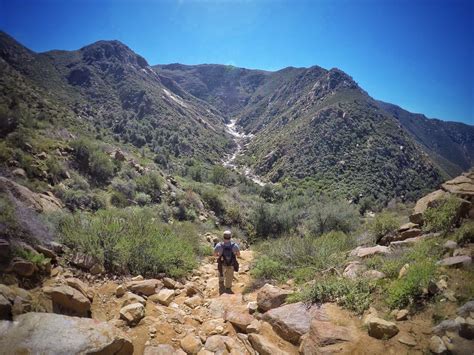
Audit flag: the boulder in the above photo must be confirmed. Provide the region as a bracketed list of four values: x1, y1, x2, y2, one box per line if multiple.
[365, 316, 399, 339]
[410, 189, 447, 224]
[43, 285, 91, 317]
[184, 295, 203, 309]
[34, 245, 57, 261]
[437, 256, 472, 268]
[247, 301, 258, 314]
[248, 334, 282, 355]
[119, 303, 145, 326]
[429, 335, 447, 354]
[299, 319, 352, 354]
[11, 258, 36, 277]
[0, 294, 11, 320]
[70, 252, 100, 271]
[155, 288, 175, 306]
[263, 302, 328, 344]
[395, 309, 409, 321]
[362, 270, 386, 280]
[180, 334, 202, 354]
[343, 261, 367, 279]
[11, 295, 32, 317]
[0, 312, 133, 354]
[65, 277, 94, 301]
[398, 263, 410, 278]
[12, 168, 27, 178]
[225, 310, 254, 332]
[247, 319, 261, 333]
[444, 240, 458, 251]
[457, 301, 474, 317]
[441, 173, 474, 198]
[116, 285, 126, 297]
[398, 222, 419, 232]
[350, 245, 391, 258]
[204, 335, 232, 352]
[126, 279, 160, 296]
[459, 317, 474, 340]
[398, 228, 422, 240]
[185, 282, 200, 297]
[121, 292, 146, 307]
[163, 277, 178, 289]
[398, 334, 417, 347]
[432, 319, 460, 335]
[256, 284, 292, 312]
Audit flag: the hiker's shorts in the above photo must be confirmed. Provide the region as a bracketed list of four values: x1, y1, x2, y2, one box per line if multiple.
[222, 265, 234, 288]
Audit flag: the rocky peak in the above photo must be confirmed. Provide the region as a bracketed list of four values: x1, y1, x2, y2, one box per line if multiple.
[80, 40, 148, 69]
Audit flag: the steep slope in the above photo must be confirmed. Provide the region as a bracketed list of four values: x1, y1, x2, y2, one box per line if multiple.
[0, 32, 231, 163]
[377, 101, 474, 177]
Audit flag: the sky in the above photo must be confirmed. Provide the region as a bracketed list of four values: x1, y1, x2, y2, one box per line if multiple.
[1, 0, 473, 124]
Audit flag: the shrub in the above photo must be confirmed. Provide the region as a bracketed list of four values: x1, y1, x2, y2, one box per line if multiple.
[302, 276, 375, 314]
[454, 221, 474, 245]
[71, 138, 114, 185]
[368, 212, 399, 242]
[135, 192, 152, 206]
[135, 172, 163, 202]
[58, 208, 198, 277]
[45, 157, 66, 183]
[111, 178, 136, 199]
[201, 189, 225, 216]
[59, 189, 106, 211]
[423, 196, 464, 234]
[251, 255, 286, 280]
[110, 191, 130, 208]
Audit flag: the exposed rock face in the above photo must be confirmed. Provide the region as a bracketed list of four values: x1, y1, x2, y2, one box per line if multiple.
[349, 245, 391, 258]
[442, 172, 474, 199]
[256, 283, 292, 312]
[0, 312, 133, 354]
[43, 285, 91, 317]
[263, 302, 327, 344]
[10, 257, 36, 276]
[65, 277, 94, 300]
[119, 302, 145, 326]
[410, 189, 447, 224]
[126, 279, 161, 296]
[299, 319, 352, 354]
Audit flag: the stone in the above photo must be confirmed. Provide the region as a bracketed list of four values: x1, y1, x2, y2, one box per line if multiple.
[342, 261, 367, 279]
[256, 283, 292, 312]
[398, 222, 419, 232]
[458, 301, 474, 317]
[362, 270, 386, 280]
[34, 245, 57, 261]
[299, 319, 352, 353]
[65, 277, 94, 300]
[119, 303, 145, 326]
[70, 252, 99, 270]
[398, 263, 410, 278]
[0, 294, 12, 320]
[11, 295, 32, 317]
[410, 189, 447, 224]
[432, 319, 460, 335]
[247, 319, 261, 333]
[349, 245, 391, 258]
[12, 168, 27, 178]
[441, 173, 474, 198]
[248, 334, 282, 355]
[90, 263, 105, 275]
[163, 277, 178, 289]
[247, 301, 258, 314]
[116, 285, 126, 297]
[0, 312, 133, 354]
[396, 309, 409, 321]
[144, 344, 181, 355]
[263, 302, 327, 344]
[43, 285, 91, 317]
[365, 316, 399, 339]
[437, 255, 472, 268]
[156, 288, 175, 306]
[185, 282, 200, 297]
[398, 228, 422, 240]
[429, 335, 447, 354]
[184, 295, 202, 309]
[444, 240, 458, 251]
[131, 275, 144, 281]
[180, 334, 202, 354]
[126, 279, 160, 296]
[225, 311, 254, 333]
[11, 258, 36, 277]
[459, 317, 474, 339]
[398, 334, 416, 346]
[121, 292, 146, 307]
[114, 149, 126, 162]
[204, 335, 231, 352]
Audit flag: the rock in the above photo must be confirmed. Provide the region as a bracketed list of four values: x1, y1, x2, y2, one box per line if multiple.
[436, 278, 448, 290]
[432, 319, 460, 335]
[441, 173, 474, 198]
[362, 270, 386, 280]
[65, 277, 94, 300]
[453, 247, 473, 257]
[247, 301, 258, 314]
[131, 275, 144, 281]
[180, 334, 202, 354]
[444, 240, 458, 251]
[11, 295, 32, 317]
[185, 282, 200, 297]
[145, 344, 183, 355]
[0, 294, 12, 320]
[37, 152, 48, 160]
[247, 319, 261, 333]
[398, 334, 417, 346]
[410, 189, 447, 224]
[263, 302, 327, 344]
[119, 303, 145, 326]
[365, 316, 399, 339]
[12, 168, 27, 178]
[116, 285, 126, 297]
[34, 245, 57, 261]
[90, 263, 105, 275]
[248, 334, 282, 355]
[204, 335, 231, 352]
[398, 263, 410, 278]
[163, 277, 178, 289]
[126, 279, 160, 296]
[390, 236, 425, 247]
[0, 312, 133, 353]
[398, 228, 422, 240]
[0, 238, 10, 258]
[156, 288, 175, 306]
[0, 176, 62, 212]
[349, 245, 391, 258]
[429, 335, 447, 354]
[459, 317, 474, 339]
[342, 261, 367, 279]
[437, 256, 472, 268]
[396, 309, 409, 321]
[70, 252, 99, 270]
[184, 295, 202, 309]
[458, 301, 474, 317]
[114, 149, 126, 162]
[256, 284, 292, 312]
[225, 311, 254, 333]
[398, 222, 419, 232]
[122, 292, 146, 307]
[299, 319, 352, 354]
[43, 285, 91, 317]
[11, 258, 36, 277]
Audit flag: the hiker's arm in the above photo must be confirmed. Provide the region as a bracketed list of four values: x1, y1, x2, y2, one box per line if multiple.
[235, 250, 241, 258]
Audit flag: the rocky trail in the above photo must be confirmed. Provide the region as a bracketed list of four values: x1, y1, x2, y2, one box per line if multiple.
[223, 120, 266, 187]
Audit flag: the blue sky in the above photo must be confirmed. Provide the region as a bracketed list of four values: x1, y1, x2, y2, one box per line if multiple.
[1, 0, 473, 124]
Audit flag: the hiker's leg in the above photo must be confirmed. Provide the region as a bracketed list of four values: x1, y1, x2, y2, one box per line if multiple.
[217, 261, 223, 282]
[223, 266, 233, 289]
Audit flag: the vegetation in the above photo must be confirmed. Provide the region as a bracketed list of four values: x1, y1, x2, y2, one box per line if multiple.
[367, 212, 400, 242]
[423, 196, 464, 234]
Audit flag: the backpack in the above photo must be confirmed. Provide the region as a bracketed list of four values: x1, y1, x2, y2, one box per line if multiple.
[221, 242, 235, 266]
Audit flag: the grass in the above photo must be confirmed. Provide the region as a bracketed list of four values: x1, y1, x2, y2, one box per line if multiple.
[423, 196, 464, 234]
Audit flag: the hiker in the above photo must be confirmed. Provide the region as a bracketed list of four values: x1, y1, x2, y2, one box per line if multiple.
[214, 230, 240, 291]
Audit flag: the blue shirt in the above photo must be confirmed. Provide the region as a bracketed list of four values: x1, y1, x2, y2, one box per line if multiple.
[214, 241, 240, 256]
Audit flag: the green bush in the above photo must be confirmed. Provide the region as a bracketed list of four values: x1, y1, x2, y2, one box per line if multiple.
[368, 212, 400, 242]
[424, 196, 464, 234]
[58, 208, 198, 277]
[59, 189, 106, 211]
[201, 189, 225, 216]
[135, 192, 152, 206]
[71, 138, 114, 185]
[302, 276, 375, 314]
[454, 221, 474, 245]
[251, 255, 286, 280]
[135, 172, 163, 202]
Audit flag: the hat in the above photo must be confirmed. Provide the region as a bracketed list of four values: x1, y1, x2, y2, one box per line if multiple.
[223, 230, 232, 239]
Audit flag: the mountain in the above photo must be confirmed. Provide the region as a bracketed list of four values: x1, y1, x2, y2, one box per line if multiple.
[155, 64, 473, 201]
[0, 32, 232, 163]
